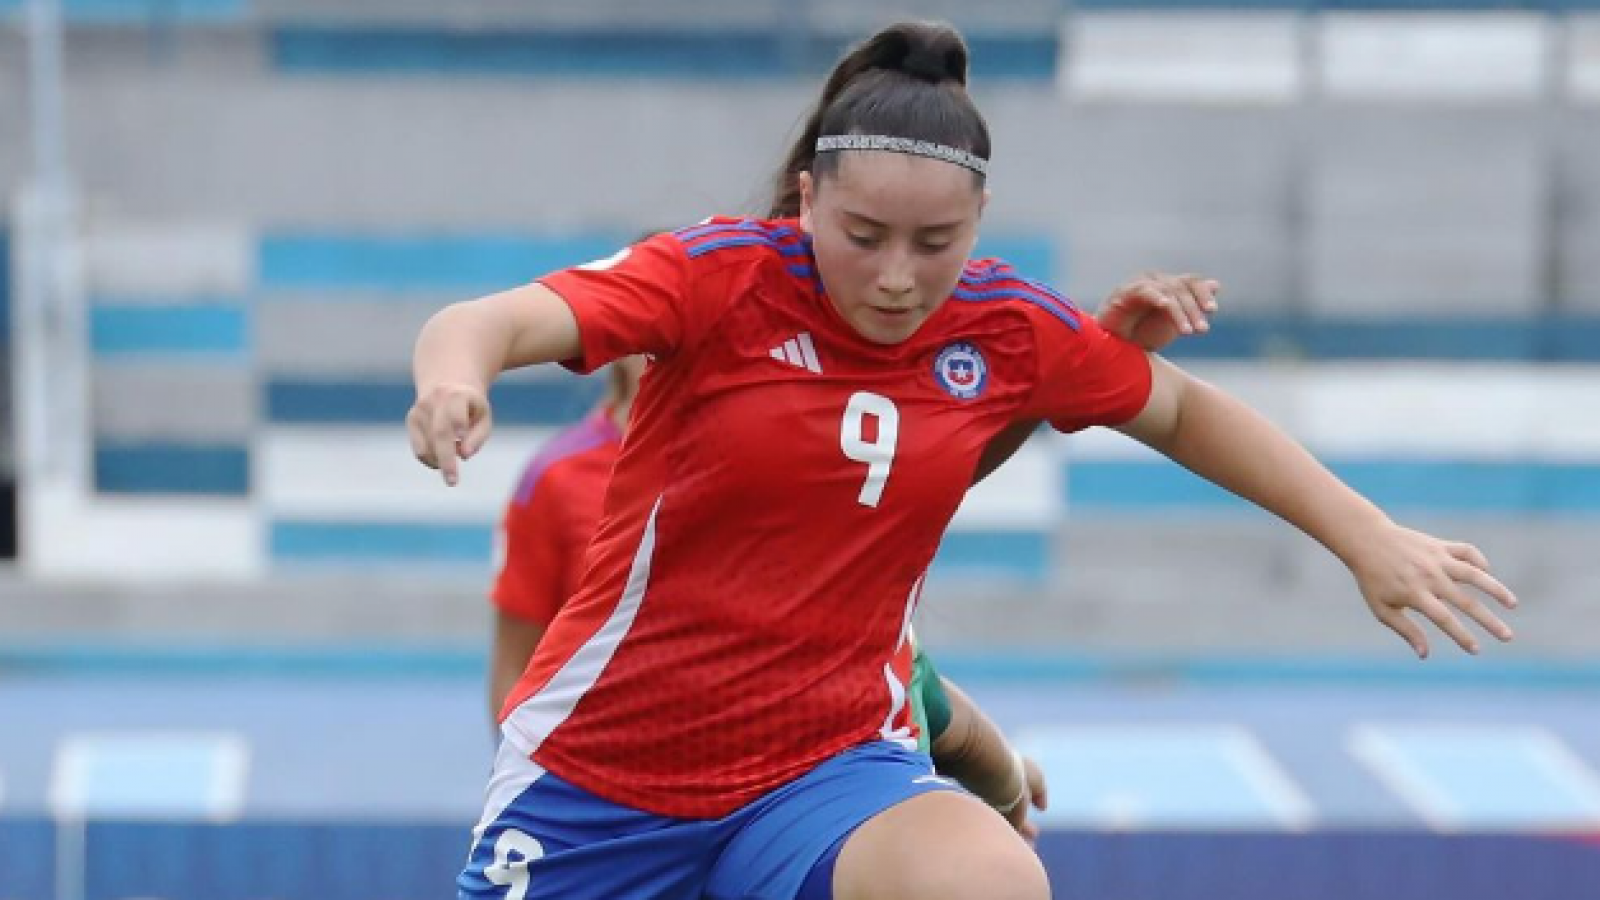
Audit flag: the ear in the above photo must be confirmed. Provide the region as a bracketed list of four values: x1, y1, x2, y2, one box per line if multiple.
[798, 171, 816, 233]
[980, 186, 991, 218]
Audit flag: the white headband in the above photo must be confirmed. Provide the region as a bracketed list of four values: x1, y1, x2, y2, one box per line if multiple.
[815, 134, 988, 177]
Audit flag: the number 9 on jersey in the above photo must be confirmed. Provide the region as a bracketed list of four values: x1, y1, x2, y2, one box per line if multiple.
[840, 392, 899, 508]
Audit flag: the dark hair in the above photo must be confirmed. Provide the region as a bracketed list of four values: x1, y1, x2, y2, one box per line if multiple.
[768, 21, 991, 218]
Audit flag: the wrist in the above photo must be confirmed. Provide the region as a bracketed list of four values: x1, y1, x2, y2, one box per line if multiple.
[1323, 503, 1394, 571]
[989, 749, 1028, 815]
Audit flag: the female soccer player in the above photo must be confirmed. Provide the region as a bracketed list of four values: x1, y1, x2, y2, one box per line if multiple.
[412, 20, 1517, 900]
[487, 282, 1215, 845]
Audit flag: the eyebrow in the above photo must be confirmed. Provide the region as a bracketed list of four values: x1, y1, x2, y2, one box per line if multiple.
[841, 210, 964, 233]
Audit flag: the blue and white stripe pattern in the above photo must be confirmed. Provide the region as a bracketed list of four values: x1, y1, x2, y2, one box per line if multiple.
[59, 226, 1600, 581]
[84, 223, 255, 497]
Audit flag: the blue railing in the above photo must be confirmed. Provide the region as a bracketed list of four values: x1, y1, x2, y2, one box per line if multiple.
[1, 821, 1596, 900]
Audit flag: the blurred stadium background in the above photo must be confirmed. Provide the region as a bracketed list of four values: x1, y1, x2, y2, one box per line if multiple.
[2, 0, 1600, 897]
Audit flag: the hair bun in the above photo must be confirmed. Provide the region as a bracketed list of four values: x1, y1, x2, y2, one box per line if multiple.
[866, 21, 968, 86]
[900, 44, 956, 83]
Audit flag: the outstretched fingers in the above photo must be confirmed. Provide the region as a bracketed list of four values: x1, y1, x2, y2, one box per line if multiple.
[1441, 581, 1516, 644]
[1446, 545, 1519, 609]
[1377, 605, 1431, 659]
[1411, 586, 1482, 656]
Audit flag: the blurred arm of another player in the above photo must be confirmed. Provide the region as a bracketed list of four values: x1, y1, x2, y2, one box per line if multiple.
[1091, 270, 1220, 351]
[490, 614, 545, 727]
[487, 497, 561, 726]
[485, 461, 566, 725]
[919, 656, 1048, 844]
[972, 272, 1219, 486]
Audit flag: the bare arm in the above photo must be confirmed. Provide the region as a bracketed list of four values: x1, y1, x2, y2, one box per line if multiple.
[1119, 357, 1518, 657]
[489, 611, 547, 728]
[1120, 358, 1391, 567]
[931, 678, 1046, 841]
[410, 285, 582, 484]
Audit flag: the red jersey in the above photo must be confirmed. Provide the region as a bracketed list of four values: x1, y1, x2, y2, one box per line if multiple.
[502, 217, 1151, 817]
[491, 404, 925, 745]
[490, 410, 622, 627]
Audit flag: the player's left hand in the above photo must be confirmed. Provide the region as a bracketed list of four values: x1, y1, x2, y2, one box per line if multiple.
[1346, 523, 1518, 659]
[1001, 754, 1049, 845]
[1095, 273, 1220, 351]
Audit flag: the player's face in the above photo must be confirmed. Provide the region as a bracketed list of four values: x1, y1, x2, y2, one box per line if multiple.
[800, 153, 986, 345]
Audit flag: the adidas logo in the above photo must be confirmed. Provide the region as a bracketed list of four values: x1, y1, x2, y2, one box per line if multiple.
[769, 332, 823, 374]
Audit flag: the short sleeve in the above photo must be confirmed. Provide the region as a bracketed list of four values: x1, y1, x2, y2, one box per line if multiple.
[490, 476, 571, 627]
[1021, 304, 1153, 434]
[913, 649, 953, 743]
[537, 232, 695, 373]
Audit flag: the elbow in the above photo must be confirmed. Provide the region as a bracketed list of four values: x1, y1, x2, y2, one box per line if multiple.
[416, 300, 478, 356]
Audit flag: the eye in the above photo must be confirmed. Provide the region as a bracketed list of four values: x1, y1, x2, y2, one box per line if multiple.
[916, 240, 953, 254]
[847, 233, 880, 248]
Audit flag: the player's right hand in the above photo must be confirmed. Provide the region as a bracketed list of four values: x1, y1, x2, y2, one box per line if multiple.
[407, 383, 493, 486]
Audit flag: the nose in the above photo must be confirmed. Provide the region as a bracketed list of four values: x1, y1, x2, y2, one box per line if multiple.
[876, 245, 914, 298]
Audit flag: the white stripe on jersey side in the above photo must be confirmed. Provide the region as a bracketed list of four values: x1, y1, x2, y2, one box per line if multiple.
[879, 665, 912, 747]
[898, 572, 925, 649]
[502, 496, 663, 757]
[471, 739, 549, 847]
[796, 332, 822, 374]
[879, 572, 927, 749]
[769, 347, 786, 362]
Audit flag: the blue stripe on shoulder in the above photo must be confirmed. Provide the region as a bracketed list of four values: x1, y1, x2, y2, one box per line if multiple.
[963, 266, 1077, 310]
[962, 262, 1010, 284]
[675, 220, 762, 242]
[952, 287, 1081, 331]
[958, 259, 1081, 329]
[684, 235, 771, 258]
[677, 222, 809, 256]
[1012, 276, 1083, 328]
[1016, 275, 1075, 308]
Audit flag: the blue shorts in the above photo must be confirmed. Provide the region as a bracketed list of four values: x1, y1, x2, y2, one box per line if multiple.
[458, 739, 959, 900]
